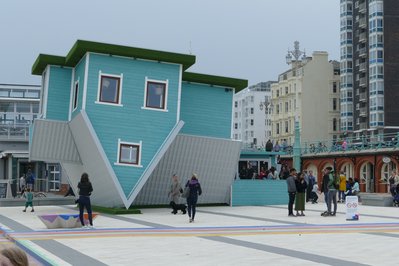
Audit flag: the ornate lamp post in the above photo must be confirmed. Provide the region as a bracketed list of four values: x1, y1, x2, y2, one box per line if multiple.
[286, 41, 306, 171]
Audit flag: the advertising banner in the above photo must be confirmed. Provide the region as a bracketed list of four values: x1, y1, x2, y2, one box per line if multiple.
[345, 196, 359, 221]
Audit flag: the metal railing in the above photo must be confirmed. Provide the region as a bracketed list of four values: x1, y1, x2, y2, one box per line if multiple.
[0, 124, 30, 141]
[287, 132, 399, 156]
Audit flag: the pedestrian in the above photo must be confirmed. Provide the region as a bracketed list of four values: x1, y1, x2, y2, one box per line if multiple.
[185, 173, 202, 223]
[22, 187, 34, 212]
[19, 174, 26, 194]
[307, 170, 316, 202]
[25, 168, 35, 190]
[321, 167, 333, 216]
[168, 174, 183, 214]
[311, 181, 319, 204]
[324, 167, 338, 216]
[77, 173, 94, 229]
[338, 171, 347, 202]
[388, 171, 399, 197]
[0, 246, 29, 266]
[295, 172, 307, 216]
[286, 168, 297, 217]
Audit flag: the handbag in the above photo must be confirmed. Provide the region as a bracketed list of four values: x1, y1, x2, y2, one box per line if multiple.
[181, 186, 190, 198]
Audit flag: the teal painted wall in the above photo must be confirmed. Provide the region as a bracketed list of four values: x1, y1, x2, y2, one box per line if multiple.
[231, 180, 288, 206]
[85, 53, 181, 196]
[180, 82, 233, 138]
[46, 66, 72, 121]
[71, 55, 87, 119]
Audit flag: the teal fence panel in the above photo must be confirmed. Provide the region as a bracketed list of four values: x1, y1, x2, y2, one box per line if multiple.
[231, 180, 288, 206]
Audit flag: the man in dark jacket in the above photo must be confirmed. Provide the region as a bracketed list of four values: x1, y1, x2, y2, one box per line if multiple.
[286, 168, 297, 216]
[321, 167, 334, 216]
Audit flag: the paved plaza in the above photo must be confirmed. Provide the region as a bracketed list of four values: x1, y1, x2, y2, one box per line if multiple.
[0, 202, 398, 265]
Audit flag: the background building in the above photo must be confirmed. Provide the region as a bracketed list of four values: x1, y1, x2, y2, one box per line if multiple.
[0, 84, 41, 197]
[232, 81, 275, 148]
[340, 0, 399, 138]
[271, 50, 340, 145]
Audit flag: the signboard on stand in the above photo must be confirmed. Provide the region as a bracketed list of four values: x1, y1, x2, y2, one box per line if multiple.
[346, 196, 359, 221]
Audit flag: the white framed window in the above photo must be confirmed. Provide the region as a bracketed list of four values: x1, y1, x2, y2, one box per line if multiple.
[142, 78, 168, 111]
[73, 80, 79, 111]
[115, 139, 143, 167]
[96, 71, 123, 106]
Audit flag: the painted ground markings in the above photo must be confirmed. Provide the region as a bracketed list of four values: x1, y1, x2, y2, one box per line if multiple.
[6, 222, 399, 241]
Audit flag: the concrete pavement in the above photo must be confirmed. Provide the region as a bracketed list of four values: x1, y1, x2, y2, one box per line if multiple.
[0, 202, 398, 265]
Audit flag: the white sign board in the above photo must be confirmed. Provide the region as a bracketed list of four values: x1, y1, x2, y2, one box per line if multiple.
[345, 196, 359, 221]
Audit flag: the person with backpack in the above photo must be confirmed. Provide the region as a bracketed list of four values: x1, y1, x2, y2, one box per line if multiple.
[326, 167, 339, 216]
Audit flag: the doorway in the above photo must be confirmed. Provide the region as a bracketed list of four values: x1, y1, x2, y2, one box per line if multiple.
[47, 164, 61, 191]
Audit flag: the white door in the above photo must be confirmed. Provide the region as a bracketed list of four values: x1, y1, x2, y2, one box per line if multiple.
[48, 164, 61, 191]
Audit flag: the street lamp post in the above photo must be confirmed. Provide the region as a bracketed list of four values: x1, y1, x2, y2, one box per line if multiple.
[286, 41, 306, 171]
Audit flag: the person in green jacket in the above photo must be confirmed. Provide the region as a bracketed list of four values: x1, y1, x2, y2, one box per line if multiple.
[22, 188, 34, 212]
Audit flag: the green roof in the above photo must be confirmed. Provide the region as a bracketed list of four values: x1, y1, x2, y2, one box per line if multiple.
[32, 40, 196, 75]
[182, 72, 248, 91]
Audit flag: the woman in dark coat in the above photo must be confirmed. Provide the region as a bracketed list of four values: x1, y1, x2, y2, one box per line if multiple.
[185, 173, 202, 223]
[295, 172, 307, 216]
[77, 173, 93, 228]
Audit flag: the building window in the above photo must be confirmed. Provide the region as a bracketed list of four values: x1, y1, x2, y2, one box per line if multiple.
[234, 123, 238, 129]
[250, 108, 254, 114]
[234, 101, 238, 108]
[145, 80, 167, 110]
[73, 80, 79, 110]
[116, 140, 142, 167]
[250, 119, 254, 126]
[98, 73, 122, 105]
[333, 82, 337, 93]
[285, 121, 289, 133]
[276, 123, 280, 135]
[333, 118, 337, 131]
[333, 98, 337, 111]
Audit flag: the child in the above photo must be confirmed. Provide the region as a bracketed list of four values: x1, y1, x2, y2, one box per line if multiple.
[311, 182, 319, 204]
[22, 188, 34, 212]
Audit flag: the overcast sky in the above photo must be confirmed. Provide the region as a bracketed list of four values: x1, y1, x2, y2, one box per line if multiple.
[0, 0, 339, 86]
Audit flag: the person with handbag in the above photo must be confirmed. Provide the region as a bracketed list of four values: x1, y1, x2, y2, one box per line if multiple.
[185, 173, 202, 223]
[77, 173, 94, 229]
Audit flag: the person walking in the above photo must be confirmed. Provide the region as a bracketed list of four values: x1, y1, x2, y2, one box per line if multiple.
[19, 174, 26, 194]
[295, 172, 307, 216]
[25, 168, 35, 190]
[168, 174, 183, 214]
[286, 168, 297, 217]
[22, 187, 34, 212]
[325, 167, 338, 216]
[185, 173, 202, 223]
[77, 173, 94, 228]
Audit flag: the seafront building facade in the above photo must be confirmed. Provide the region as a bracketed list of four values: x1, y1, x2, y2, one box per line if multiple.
[29, 40, 247, 208]
[232, 81, 275, 148]
[340, 0, 399, 138]
[270, 51, 341, 146]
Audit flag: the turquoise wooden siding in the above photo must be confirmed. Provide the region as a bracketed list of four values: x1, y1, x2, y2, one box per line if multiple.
[71, 55, 87, 119]
[85, 53, 181, 196]
[231, 180, 288, 206]
[180, 82, 233, 138]
[46, 66, 72, 121]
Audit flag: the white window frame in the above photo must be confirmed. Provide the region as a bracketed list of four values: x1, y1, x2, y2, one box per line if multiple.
[73, 80, 79, 111]
[115, 139, 143, 167]
[95, 71, 123, 107]
[142, 77, 168, 112]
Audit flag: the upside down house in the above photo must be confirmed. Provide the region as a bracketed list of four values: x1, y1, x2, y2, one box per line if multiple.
[29, 40, 247, 208]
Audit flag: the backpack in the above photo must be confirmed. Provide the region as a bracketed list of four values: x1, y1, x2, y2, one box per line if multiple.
[332, 173, 340, 189]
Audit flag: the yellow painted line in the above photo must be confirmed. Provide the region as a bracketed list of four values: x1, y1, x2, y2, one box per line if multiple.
[9, 228, 399, 241]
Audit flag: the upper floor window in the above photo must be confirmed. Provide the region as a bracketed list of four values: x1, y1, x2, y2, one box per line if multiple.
[250, 108, 254, 114]
[73, 80, 79, 110]
[234, 101, 238, 108]
[97, 72, 122, 105]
